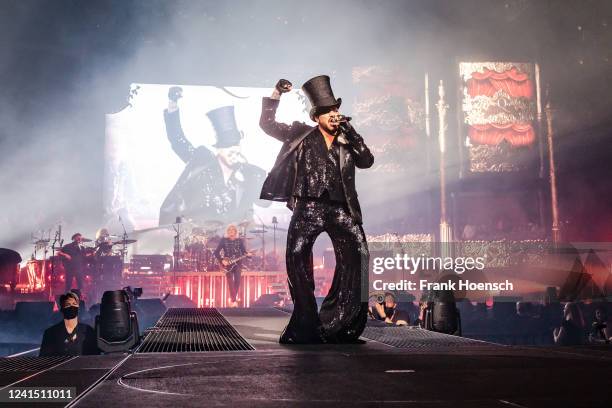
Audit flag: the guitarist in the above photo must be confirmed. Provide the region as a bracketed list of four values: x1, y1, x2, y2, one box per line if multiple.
[213, 224, 250, 307]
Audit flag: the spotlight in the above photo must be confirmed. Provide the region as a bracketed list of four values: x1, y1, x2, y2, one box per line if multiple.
[423, 290, 462, 336]
[95, 290, 140, 353]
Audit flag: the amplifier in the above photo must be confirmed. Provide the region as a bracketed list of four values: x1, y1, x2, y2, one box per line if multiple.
[129, 255, 172, 274]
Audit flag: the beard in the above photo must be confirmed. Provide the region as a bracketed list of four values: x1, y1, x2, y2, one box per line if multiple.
[321, 122, 340, 136]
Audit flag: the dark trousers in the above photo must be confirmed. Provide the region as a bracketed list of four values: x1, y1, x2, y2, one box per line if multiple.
[282, 198, 369, 344]
[226, 266, 242, 302]
[65, 267, 84, 293]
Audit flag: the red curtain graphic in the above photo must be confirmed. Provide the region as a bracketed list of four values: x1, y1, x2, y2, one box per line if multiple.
[466, 67, 533, 99]
[468, 123, 535, 146]
[466, 66, 535, 147]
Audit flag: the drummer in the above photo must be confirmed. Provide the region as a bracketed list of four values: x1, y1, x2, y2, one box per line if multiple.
[94, 228, 114, 257]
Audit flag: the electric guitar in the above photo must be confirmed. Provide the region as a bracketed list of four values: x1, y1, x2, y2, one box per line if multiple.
[220, 251, 254, 272]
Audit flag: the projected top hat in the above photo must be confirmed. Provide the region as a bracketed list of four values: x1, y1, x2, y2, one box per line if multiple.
[207, 106, 242, 148]
[301, 75, 342, 121]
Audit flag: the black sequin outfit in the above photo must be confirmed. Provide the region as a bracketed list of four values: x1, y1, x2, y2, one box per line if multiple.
[259, 97, 374, 344]
[160, 109, 268, 225]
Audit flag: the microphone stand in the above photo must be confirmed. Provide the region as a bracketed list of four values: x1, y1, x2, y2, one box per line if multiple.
[252, 212, 267, 271]
[118, 216, 129, 266]
[272, 216, 279, 270]
[172, 216, 184, 291]
[50, 223, 62, 301]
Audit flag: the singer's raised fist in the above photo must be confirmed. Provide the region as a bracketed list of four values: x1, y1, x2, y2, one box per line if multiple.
[275, 79, 292, 94]
[168, 86, 183, 102]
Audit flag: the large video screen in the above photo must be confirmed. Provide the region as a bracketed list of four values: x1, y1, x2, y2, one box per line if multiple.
[104, 84, 309, 232]
[104, 71, 429, 254]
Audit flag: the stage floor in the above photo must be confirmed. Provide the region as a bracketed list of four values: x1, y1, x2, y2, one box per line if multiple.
[2, 308, 611, 407]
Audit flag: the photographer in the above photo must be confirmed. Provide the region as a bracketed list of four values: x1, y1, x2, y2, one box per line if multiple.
[553, 302, 586, 346]
[369, 292, 409, 326]
[39, 291, 99, 356]
[589, 306, 611, 344]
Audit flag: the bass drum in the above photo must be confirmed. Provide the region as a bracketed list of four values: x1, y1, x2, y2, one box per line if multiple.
[21, 260, 51, 290]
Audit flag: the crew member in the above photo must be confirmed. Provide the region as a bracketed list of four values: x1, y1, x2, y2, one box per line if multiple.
[39, 291, 98, 356]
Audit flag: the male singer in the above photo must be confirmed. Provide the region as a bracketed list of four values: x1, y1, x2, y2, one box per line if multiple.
[259, 75, 374, 344]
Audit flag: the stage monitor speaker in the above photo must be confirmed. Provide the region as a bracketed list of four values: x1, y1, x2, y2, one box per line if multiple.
[492, 296, 522, 320]
[15, 301, 54, 322]
[134, 298, 166, 332]
[251, 293, 282, 307]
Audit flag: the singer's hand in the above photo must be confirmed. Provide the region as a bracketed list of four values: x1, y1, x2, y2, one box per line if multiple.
[271, 79, 292, 100]
[168, 86, 183, 102]
[339, 121, 358, 140]
[59, 252, 72, 260]
[275, 79, 292, 93]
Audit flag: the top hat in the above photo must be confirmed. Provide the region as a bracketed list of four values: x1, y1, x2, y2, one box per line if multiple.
[301, 75, 342, 120]
[207, 106, 242, 148]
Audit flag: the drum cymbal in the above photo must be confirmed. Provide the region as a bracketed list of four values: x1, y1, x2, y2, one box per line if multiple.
[249, 229, 268, 234]
[33, 239, 50, 245]
[112, 239, 137, 245]
[237, 220, 251, 228]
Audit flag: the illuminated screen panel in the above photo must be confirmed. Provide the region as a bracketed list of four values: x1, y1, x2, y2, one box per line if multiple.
[104, 84, 308, 235]
[459, 62, 539, 174]
[104, 75, 427, 254]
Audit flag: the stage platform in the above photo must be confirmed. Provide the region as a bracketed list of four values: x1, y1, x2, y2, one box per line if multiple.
[1, 307, 611, 407]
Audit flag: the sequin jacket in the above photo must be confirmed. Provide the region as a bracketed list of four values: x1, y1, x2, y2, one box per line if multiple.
[259, 97, 374, 224]
[160, 109, 268, 225]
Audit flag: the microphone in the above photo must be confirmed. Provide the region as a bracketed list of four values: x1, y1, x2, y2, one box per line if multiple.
[330, 115, 352, 124]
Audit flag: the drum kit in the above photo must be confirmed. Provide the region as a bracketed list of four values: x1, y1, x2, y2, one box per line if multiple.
[180, 221, 224, 272]
[93, 235, 138, 258]
[21, 213, 288, 294]
[23, 227, 139, 296]
[141, 217, 288, 272]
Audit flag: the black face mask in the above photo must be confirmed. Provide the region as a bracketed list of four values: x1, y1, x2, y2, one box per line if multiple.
[384, 305, 395, 318]
[62, 306, 79, 320]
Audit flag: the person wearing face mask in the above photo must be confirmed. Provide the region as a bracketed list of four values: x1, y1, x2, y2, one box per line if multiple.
[39, 291, 99, 356]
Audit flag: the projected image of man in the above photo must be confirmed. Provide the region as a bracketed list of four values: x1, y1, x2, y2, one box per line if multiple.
[160, 86, 269, 225]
